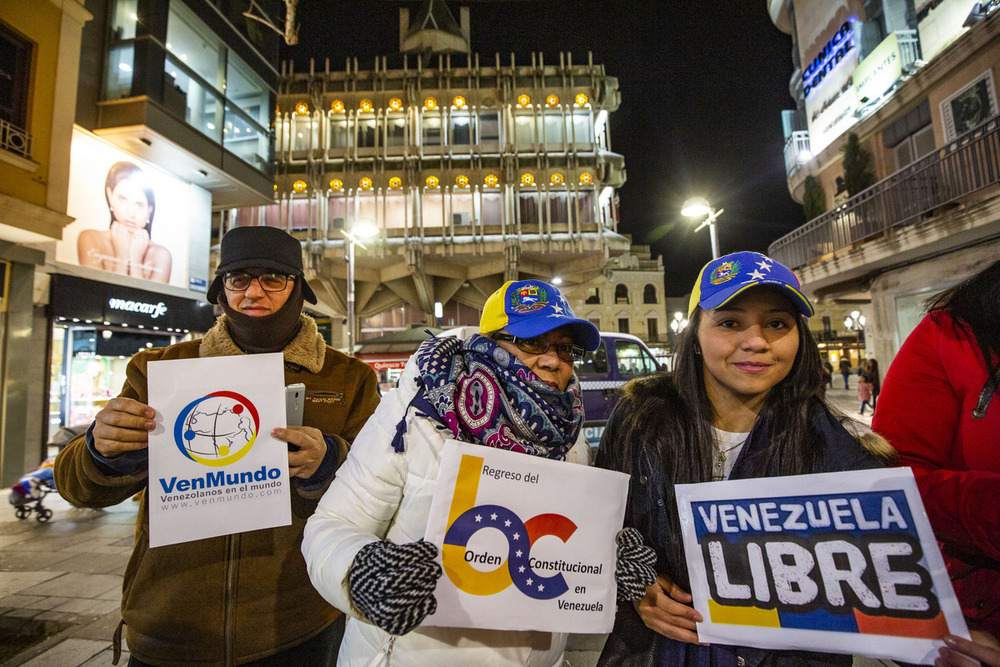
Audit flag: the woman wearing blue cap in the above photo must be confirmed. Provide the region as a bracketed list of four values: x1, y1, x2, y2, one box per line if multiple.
[596, 252, 895, 666]
[302, 279, 656, 665]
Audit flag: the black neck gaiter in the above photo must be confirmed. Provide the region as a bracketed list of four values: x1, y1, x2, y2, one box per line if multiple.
[219, 282, 305, 354]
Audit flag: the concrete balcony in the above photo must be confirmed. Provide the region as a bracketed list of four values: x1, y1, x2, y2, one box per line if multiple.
[768, 113, 1000, 298]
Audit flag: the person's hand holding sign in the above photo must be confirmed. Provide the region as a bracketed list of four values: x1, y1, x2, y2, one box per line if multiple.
[635, 573, 706, 645]
[272, 426, 327, 479]
[91, 397, 156, 458]
[936, 633, 1000, 667]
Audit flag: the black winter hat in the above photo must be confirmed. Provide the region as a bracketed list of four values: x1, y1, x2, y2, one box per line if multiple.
[207, 226, 318, 304]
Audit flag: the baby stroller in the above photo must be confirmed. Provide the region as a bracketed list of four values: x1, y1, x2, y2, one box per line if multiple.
[9, 457, 57, 523]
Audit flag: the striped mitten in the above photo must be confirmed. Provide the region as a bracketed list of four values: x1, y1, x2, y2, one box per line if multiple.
[615, 527, 657, 601]
[348, 540, 442, 636]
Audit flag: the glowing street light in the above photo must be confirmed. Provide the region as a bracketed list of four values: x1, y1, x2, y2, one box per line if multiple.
[670, 311, 689, 335]
[681, 197, 724, 259]
[844, 310, 866, 342]
[343, 219, 378, 355]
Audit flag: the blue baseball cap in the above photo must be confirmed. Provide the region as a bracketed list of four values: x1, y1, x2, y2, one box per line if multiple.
[688, 251, 814, 317]
[480, 279, 601, 351]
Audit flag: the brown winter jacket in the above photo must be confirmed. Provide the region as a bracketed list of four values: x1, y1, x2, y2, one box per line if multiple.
[54, 315, 380, 666]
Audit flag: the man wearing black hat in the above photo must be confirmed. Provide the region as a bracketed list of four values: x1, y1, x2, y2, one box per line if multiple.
[55, 226, 380, 667]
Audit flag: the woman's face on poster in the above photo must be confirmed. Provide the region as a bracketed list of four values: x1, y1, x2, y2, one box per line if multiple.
[107, 177, 152, 231]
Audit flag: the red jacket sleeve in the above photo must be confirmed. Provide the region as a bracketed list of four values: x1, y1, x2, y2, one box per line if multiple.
[873, 313, 1000, 561]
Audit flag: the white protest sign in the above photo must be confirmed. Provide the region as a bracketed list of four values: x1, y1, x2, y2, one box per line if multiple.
[423, 439, 628, 634]
[676, 467, 968, 665]
[147, 353, 291, 547]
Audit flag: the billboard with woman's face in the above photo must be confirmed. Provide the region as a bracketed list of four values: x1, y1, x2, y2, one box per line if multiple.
[58, 129, 211, 289]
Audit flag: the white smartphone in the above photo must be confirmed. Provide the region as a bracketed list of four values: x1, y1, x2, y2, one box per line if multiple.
[285, 383, 305, 427]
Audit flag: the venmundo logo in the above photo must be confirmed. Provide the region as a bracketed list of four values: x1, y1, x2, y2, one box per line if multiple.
[108, 298, 168, 319]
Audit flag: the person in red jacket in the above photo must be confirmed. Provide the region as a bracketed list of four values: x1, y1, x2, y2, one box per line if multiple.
[873, 257, 1000, 643]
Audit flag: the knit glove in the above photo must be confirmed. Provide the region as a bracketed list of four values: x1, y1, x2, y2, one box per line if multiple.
[615, 527, 657, 601]
[348, 540, 443, 636]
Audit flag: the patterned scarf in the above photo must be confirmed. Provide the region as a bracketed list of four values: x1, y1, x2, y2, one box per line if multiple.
[391, 334, 584, 460]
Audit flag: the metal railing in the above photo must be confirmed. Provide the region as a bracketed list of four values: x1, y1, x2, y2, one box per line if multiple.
[769, 113, 1000, 269]
[0, 118, 33, 161]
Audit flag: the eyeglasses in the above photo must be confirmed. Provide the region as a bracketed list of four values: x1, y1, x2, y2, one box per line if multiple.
[491, 332, 585, 363]
[223, 272, 295, 293]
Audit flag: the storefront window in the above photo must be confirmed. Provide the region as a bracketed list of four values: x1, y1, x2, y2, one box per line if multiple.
[329, 116, 348, 149]
[422, 115, 442, 147]
[569, 110, 594, 143]
[543, 112, 564, 145]
[50, 326, 174, 429]
[479, 111, 500, 144]
[166, 53, 223, 141]
[110, 0, 139, 40]
[515, 112, 535, 147]
[385, 115, 406, 147]
[451, 111, 475, 145]
[106, 44, 135, 100]
[167, 2, 224, 89]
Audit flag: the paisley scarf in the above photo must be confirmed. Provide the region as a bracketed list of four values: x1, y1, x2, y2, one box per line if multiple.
[391, 334, 584, 460]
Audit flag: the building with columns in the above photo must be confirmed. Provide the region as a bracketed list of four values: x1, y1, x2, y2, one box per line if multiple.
[232, 0, 631, 348]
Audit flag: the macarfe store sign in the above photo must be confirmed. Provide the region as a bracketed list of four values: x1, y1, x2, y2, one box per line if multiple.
[50, 274, 216, 331]
[108, 297, 168, 319]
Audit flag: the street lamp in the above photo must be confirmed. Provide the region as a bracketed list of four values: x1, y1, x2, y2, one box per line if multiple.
[844, 310, 866, 342]
[670, 311, 689, 336]
[681, 197, 724, 259]
[343, 219, 378, 355]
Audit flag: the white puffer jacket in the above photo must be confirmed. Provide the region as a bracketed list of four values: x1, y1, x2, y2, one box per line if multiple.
[302, 353, 570, 666]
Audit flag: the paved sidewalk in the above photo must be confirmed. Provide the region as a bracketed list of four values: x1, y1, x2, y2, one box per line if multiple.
[0, 491, 135, 666]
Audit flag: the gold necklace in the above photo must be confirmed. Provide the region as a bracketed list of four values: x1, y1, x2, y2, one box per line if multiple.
[716, 441, 743, 464]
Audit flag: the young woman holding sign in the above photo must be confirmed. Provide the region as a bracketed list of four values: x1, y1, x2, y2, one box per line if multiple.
[597, 251, 895, 666]
[302, 279, 656, 666]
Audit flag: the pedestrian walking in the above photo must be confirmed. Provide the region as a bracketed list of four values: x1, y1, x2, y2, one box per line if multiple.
[54, 226, 381, 666]
[867, 358, 881, 408]
[839, 356, 851, 389]
[858, 375, 874, 415]
[823, 359, 834, 388]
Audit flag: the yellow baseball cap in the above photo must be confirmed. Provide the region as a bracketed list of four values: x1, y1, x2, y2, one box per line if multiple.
[480, 279, 600, 351]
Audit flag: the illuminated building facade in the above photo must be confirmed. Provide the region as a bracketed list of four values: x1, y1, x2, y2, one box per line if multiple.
[234, 1, 630, 346]
[768, 0, 1000, 367]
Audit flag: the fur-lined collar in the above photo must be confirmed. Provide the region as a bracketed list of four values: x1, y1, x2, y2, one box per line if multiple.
[199, 314, 327, 373]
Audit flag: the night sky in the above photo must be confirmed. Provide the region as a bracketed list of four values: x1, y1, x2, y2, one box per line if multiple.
[282, 1, 806, 296]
